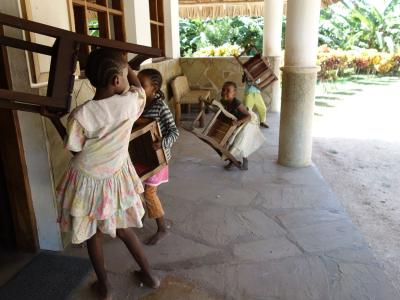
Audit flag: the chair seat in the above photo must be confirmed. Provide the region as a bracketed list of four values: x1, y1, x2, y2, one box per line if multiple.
[180, 90, 210, 104]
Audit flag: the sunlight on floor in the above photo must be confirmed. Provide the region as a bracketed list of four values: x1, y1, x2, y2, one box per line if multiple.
[313, 76, 400, 142]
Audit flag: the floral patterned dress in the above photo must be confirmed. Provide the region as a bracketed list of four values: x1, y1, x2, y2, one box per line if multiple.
[57, 87, 146, 244]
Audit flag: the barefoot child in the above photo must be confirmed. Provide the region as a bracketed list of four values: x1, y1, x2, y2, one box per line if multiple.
[137, 68, 179, 245]
[221, 81, 266, 170]
[47, 48, 159, 299]
[242, 73, 269, 128]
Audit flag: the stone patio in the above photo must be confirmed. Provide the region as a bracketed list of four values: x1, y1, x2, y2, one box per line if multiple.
[67, 112, 399, 300]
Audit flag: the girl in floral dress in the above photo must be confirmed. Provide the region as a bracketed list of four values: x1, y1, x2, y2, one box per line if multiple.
[47, 48, 159, 300]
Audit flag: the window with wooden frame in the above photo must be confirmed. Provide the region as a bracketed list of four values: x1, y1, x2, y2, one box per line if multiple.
[69, 0, 126, 68]
[149, 0, 165, 56]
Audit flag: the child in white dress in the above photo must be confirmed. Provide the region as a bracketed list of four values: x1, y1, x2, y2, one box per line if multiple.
[46, 48, 159, 299]
[220, 81, 266, 170]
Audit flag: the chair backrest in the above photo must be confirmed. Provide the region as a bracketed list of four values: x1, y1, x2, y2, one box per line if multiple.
[171, 75, 190, 103]
[0, 12, 161, 114]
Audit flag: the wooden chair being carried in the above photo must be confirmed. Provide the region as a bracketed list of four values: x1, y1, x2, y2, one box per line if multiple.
[234, 47, 278, 90]
[129, 118, 167, 181]
[0, 13, 165, 181]
[0, 12, 160, 113]
[184, 99, 242, 169]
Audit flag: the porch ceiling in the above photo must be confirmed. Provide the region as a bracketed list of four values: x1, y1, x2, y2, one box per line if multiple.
[179, 0, 341, 19]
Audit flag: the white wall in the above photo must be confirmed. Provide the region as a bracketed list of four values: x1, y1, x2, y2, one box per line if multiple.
[17, 112, 64, 250]
[25, 0, 71, 82]
[164, 0, 180, 58]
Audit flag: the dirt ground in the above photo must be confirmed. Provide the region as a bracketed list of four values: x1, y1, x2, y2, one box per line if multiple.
[311, 75, 400, 294]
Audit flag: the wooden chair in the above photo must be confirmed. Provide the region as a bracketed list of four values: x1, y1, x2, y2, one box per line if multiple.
[129, 117, 167, 181]
[171, 75, 210, 127]
[234, 47, 278, 90]
[0, 12, 161, 113]
[184, 99, 242, 168]
[0, 13, 164, 181]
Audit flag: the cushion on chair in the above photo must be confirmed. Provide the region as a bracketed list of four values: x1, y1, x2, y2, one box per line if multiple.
[180, 90, 211, 104]
[171, 76, 190, 103]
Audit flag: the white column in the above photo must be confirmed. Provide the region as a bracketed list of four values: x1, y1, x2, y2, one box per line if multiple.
[164, 0, 181, 58]
[124, 0, 152, 62]
[263, 0, 283, 57]
[278, 0, 321, 167]
[284, 0, 321, 67]
[263, 0, 284, 112]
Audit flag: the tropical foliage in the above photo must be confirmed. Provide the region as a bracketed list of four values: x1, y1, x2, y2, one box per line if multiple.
[319, 0, 400, 52]
[180, 0, 400, 56]
[179, 17, 264, 57]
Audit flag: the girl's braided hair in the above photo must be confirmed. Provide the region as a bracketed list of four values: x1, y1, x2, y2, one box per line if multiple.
[85, 48, 126, 88]
[138, 68, 165, 100]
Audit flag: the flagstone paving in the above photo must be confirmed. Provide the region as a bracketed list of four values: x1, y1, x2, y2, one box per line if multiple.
[68, 113, 399, 300]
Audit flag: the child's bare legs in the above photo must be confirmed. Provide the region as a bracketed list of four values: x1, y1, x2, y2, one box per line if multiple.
[144, 185, 168, 245]
[146, 217, 168, 245]
[87, 231, 112, 300]
[116, 228, 160, 288]
[86, 228, 159, 299]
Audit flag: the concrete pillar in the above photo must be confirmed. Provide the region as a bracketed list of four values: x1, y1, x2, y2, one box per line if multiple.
[263, 0, 284, 112]
[164, 0, 180, 58]
[278, 0, 321, 167]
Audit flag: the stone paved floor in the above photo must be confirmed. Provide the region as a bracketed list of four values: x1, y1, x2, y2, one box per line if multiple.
[68, 113, 399, 300]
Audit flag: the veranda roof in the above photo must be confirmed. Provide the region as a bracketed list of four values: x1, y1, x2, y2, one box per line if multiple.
[179, 0, 341, 19]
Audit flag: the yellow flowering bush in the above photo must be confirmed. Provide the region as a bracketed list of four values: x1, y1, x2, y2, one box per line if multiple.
[317, 45, 400, 80]
[193, 44, 399, 81]
[193, 44, 243, 57]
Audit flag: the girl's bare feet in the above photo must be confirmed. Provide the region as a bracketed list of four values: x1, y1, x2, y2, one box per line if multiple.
[145, 217, 169, 245]
[145, 230, 168, 245]
[134, 270, 160, 289]
[91, 281, 112, 300]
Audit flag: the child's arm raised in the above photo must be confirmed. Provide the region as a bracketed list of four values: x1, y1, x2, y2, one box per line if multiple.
[40, 108, 67, 140]
[127, 66, 141, 88]
[40, 108, 78, 156]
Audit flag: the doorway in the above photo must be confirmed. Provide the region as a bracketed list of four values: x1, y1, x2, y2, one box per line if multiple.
[0, 157, 15, 247]
[0, 34, 39, 285]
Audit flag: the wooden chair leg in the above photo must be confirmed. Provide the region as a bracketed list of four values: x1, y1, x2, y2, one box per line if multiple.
[199, 100, 205, 128]
[175, 101, 181, 127]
